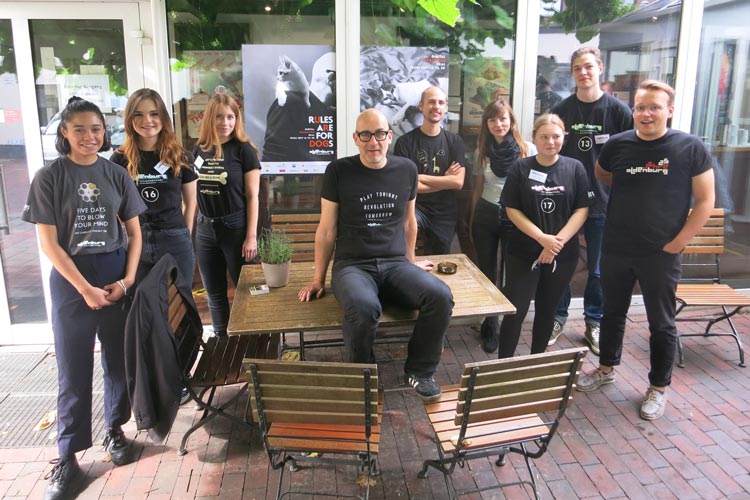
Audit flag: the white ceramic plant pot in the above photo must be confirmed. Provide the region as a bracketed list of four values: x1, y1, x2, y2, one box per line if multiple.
[261, 260, 291, 288]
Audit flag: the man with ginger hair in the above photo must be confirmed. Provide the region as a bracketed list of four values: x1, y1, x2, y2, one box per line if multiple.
[576, 80, 715, 421]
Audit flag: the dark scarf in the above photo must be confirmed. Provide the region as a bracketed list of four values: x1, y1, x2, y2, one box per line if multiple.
[488, 135, 520, 178]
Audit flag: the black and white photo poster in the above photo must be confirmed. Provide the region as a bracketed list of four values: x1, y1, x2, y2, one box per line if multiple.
[242, 44, 335, 174]
[360, 46, 449, 141]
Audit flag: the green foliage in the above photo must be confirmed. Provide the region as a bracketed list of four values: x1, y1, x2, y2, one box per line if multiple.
[257, 228, 293, 265]
[542, 0, 636, 43]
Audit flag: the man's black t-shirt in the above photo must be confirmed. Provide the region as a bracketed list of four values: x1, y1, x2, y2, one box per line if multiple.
[500, 155, 593, 262]
[393, 128, 466, 220]
[193, 138, 261, 218]
[552, 93, 633, 216]
[598, 129, 712, 257]
[110, 150, 197, 229]
[321, 155, 418, 261]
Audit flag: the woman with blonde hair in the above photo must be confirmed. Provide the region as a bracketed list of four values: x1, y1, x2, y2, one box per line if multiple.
[471, 99, 535, 352]
[497, 113, 591, 357]
[111, 88, 197, 292]
[193, 94, 261, 336]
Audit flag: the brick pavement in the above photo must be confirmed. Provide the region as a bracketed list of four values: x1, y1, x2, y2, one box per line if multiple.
[1, 311, 749, 499]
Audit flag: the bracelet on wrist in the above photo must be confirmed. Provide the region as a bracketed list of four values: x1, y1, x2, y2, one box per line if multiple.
[117, 279, 127, 295]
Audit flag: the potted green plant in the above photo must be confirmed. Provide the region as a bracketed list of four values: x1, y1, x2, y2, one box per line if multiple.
[257, 227, 293, 287]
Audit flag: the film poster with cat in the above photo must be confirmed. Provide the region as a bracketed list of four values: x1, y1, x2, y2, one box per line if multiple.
[242, 44, 336, 174]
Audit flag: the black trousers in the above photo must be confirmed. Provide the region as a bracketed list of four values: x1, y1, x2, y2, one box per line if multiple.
[331, 257, 453, 377]
[599, 251, 681, 387]
[51, 248, 131, 457]
[498, 252, 577, 358]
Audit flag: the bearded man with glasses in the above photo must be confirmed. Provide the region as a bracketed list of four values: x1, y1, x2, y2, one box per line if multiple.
[298, 108, 454, 402]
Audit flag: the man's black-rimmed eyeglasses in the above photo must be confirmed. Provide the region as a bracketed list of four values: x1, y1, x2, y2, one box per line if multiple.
[356, 130, 390, 142]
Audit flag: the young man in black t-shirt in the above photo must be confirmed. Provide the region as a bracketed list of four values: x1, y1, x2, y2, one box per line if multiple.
[298, 108, 454, 402]
[393, 86, 466, 255]
[549, 47, 633, 354]
[576, 80, 715, 421]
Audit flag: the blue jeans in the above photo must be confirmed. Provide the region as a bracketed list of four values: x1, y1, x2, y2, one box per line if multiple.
[331, 257, 453, 377]
[137, 224, 195, 292]
[195, 211, 247, 334]
[50, 248, 131, 457]
[599, 251, 681, 387]
[555, 215, 605, 326]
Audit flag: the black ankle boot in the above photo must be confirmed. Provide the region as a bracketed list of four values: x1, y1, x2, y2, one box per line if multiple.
[480, 317, 499, 353]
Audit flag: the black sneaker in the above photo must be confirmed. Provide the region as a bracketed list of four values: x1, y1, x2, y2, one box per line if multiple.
[179, 386, 191, 405]
[480, 317, 499, 353]
[404, 373, 441, 402]
[103, 427, 132, 466]
[43, 455, 79, 500]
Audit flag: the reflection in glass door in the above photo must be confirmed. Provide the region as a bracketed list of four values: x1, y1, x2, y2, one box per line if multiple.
[1, 3, 144, 342]
[31, 19, 130, 163]
[0, 19, 47, 325]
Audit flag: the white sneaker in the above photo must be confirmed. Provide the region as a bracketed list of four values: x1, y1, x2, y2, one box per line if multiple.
[640, 388, 667, 420]
[548, 320, 564, 346]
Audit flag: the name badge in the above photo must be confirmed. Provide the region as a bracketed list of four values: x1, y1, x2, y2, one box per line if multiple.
[529, 169, 547, 183]
[194, 156, 205, 169]
[154, 162, 170, 175]
[594, 134, 610, 145]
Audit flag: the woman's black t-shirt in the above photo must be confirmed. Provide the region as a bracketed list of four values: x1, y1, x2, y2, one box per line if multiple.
[193, 138, 261, 218]
[111, 150, 197, 229]
[500, 155, 593, 262]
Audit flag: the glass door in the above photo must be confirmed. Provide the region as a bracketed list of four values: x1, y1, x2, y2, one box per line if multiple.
[1, 3, 144, 344]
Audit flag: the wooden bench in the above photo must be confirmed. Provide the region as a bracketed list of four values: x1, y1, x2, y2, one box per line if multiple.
[169, 280, 281, 455]
[418, 348, 587, 499]
[243, 359, 381, 500]
[675, 208, 750, 367]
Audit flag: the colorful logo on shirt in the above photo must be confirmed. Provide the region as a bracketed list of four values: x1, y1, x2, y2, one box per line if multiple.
[625, 158, 670, 175]
[78, 183, 101, 202]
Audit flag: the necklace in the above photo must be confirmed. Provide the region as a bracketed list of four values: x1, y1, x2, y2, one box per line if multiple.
[576, 97, 600, 126]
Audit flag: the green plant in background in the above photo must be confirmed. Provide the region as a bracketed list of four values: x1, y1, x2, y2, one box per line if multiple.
[257, 228, 293, 265]
[542, 0, 636, 43]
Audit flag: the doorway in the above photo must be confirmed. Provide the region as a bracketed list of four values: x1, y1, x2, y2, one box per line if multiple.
[0, 3, 145, 344]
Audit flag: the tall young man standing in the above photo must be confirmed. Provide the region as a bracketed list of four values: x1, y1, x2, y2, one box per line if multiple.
[576, 80, 715, 420]
[549, 47, 633, 354]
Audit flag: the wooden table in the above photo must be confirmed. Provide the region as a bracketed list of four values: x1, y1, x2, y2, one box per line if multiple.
[228, 253, 515, 336]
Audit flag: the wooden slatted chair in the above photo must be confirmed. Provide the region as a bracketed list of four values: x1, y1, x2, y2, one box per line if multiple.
[418, 348, 587, 499]
[244, 359, 381, 500]
[270, 213, 320, 262]
[675, 208, 750, 367]
[170, 280, 282, 455]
